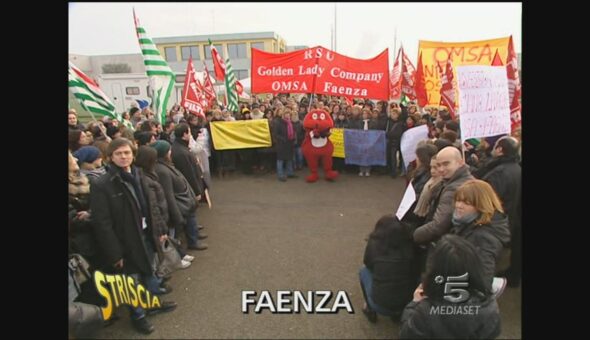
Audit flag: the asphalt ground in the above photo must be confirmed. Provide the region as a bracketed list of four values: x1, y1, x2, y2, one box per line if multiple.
[95, 169, 521, 339]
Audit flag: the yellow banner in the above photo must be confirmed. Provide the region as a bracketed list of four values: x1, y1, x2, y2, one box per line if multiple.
[419, 37, 510, 106]
[210, 120, 272, 150]
[329, 128, 345, 158]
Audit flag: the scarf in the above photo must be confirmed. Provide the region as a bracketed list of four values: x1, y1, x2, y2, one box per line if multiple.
[413, 176, 442, 217]
[284, 117, 294, 140]
[452, 211, 481, 227]
[119, 166, 149, 218]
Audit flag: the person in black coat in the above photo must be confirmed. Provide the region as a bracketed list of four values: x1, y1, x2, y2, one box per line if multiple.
[401, 143, 439, 226]
[271, 108, 296, 181]
[386, 109, 406, 177]
[69, 109, 86, 131]
[360, 215, 416, 322]
[151, 140, 197, 265]
[291, 111, 306, 170]
[477, 136, 521, 287]
[90, 138, 176, 334]
[171, 124, 204, 197]
[400, 234, 501, 339]
[170, 124, 208, 250]
[134, 147, 170, 248]
[333, 111, 349, 128]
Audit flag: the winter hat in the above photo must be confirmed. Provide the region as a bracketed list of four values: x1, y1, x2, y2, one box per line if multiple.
[73, 146, 101, 164]
[135, 131, 154, 146]
[151, 140, 171, 158]
[465, 138, 481, 147]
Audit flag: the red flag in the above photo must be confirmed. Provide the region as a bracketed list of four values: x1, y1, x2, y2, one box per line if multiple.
[390, 47, 402, 100]
[400, 48, 416, 101]
[506, 36, 521, 130]
[208, 39, 226, 82]
[195, 79, 211, 110]
[132, 8, 140, 39]
[181, 58, 205, 118]
[414, 52, 428, 108]
[491, 49, 504, 66]
[235, 80, 244, 96]
[439, 59, 457, 119]
[344, 96, 353, 106]
[234, 80, 251, 100]
[202, 62, 217, 103]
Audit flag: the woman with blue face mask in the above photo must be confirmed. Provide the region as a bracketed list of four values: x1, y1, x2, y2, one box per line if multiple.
[449, 179, 511, 285]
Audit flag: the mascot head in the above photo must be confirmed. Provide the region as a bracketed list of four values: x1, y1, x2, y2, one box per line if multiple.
[303, 109, 334, 130]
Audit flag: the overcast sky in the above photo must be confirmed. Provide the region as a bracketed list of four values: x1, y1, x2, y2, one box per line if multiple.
[69, 2, 521, 65]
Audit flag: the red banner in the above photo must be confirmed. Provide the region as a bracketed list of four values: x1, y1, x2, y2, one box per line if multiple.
[251, 46, 389, 100]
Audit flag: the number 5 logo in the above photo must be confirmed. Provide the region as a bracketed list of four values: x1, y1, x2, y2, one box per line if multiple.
[443, 273, 470, 303]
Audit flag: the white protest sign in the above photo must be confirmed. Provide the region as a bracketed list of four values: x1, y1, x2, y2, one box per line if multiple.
[457, 65, 511, 140]
[396, 182, 416, 220]
[400, 124, 429, 169]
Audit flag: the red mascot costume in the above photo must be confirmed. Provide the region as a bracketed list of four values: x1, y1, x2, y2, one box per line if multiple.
[302, 109, 339, 183]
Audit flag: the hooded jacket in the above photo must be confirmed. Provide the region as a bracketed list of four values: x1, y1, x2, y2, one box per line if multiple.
[450, 211, 511, 283]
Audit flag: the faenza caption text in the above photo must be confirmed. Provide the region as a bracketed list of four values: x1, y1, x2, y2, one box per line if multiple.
[242, 290, 354, 314]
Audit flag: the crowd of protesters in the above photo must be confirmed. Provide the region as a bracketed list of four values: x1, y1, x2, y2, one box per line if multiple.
[68, 91, 521, 338]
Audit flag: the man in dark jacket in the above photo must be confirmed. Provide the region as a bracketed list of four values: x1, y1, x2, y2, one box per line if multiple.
[171, 124, 208, 250]
[90, 138, 177, 334]
[271, 111, 296, 181]
[385, 109, 405, 177]
[478, 136, 522, 287]
[413, 147, 475, 245]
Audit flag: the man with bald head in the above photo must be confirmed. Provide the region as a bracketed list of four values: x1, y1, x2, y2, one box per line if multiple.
[478, 136, 522, 287]
[413, 146, 474, 244]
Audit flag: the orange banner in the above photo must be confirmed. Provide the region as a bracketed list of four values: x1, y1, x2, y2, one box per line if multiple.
[251, 46, 389, 100]
[418, 37, 510, 106]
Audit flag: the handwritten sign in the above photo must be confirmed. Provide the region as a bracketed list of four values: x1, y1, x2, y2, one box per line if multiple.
[343, 130, 386, 166]
[400, 125, 429, 169]
[456, 65, 511, 140]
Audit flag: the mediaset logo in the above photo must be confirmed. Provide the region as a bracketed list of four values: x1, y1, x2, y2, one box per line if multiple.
[242, 290, 354, 314]
[429, 272, 481, 316]
[437, 272, 470, 303]
[94, 270, 161, 320]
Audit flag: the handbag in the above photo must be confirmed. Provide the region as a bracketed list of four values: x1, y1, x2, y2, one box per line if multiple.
[156, 238, 183, 277]
[175, 177, 197, 217]
[69, 253, 92, 286]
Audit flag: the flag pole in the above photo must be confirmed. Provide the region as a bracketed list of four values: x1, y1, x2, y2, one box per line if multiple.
[308, 47, 322, 112]
[84, 108, 111, 141]
[334, 2, 337, 52]
[393, 26, 397, 62]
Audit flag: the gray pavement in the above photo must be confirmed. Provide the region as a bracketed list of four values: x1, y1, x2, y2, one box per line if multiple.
[95, 170, 521, 339]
